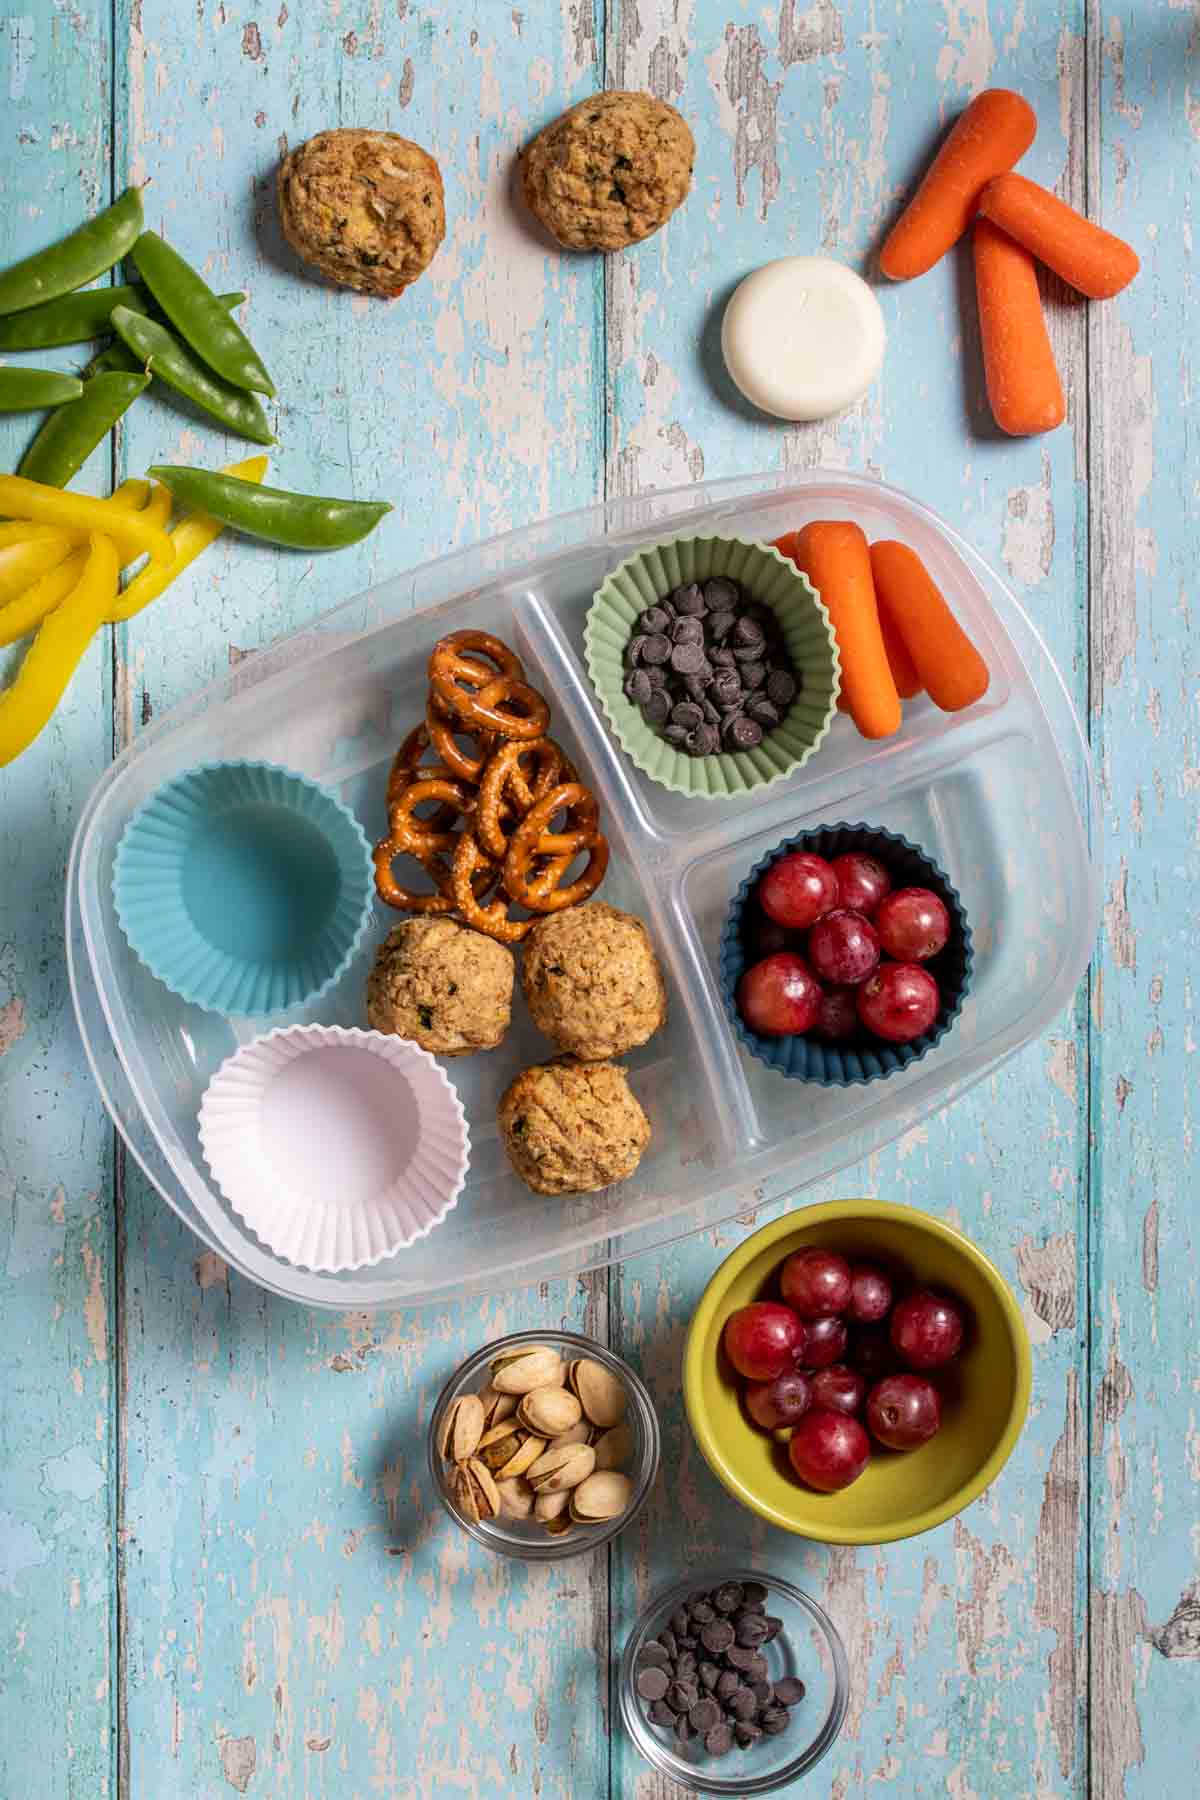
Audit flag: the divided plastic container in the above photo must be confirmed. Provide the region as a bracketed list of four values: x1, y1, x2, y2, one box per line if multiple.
[67, 471, 1098, 1309]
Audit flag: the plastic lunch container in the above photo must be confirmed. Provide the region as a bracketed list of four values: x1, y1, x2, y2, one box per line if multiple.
[67, 471, 1099, 1309]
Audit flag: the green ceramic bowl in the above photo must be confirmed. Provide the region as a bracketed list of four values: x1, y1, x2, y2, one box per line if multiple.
[684, 1201, 1032, 1545]
[584, 534, 840, 799]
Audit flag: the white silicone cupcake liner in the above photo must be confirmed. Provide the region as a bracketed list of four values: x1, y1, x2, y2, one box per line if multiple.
[198, 1025, 470, 1272]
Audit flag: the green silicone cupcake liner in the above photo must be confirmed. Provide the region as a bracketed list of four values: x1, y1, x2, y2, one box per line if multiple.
[584, 534, 841, 800]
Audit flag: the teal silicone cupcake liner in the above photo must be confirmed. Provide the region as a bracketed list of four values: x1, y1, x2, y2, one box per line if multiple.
[112, 758, 376, 1017]
[584, 534, 840, 800]
[719, 823, 974, 1086]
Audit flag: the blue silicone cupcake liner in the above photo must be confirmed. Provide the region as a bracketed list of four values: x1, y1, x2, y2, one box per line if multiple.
[113, 759, 375, 1017]
[719, 823, 974, 1087]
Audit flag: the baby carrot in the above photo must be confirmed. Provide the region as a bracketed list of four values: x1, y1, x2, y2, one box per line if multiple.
[869, 540, 989, 712]
[878, 605, 923, 701]
[881, 89, 1038, 281]
[788, 521, 900, 740]
[973, 217, 1065, 435]
[978, 171, 1139, 300]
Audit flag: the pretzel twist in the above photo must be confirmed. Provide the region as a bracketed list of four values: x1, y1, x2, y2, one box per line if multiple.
[503, 783, 610, 914]
[451, 832, 535, 943]
[474, 737, 575, 861]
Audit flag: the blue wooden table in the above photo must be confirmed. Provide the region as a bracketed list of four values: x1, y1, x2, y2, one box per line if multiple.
[1, 3, 1193, 1794]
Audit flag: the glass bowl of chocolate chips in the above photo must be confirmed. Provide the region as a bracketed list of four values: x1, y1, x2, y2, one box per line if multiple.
[618, 1567, 849, 1792]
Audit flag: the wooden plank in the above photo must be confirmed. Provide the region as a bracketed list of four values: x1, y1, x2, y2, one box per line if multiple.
[1088, 6, 1200, 1795]
[0, 4, 117, 1795]
[110, 2, 609, 1793]
[605, 3, 1092, 1794]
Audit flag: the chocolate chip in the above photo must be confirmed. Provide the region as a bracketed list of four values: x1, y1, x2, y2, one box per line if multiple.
[677, 1634, 699, 1653]
[701, 696, 721, 726]
[710, 645, 737, 667]
[734, 1721, 763, 1748]
[745, 697, 780, 728]
[638, 1643, 672, 1670]
[699, 1662, 720, 1691]
[668, 1680, 698, 1714]
[625, 634, 647, 666]
[657, 1629, 677, 1660]
[687, 723, 720, 756]
[750, 1679, 774, 1707]
[707, 609, 736, 641]
[638, 607, 671, 635]
[623, 669, 652, 706]
[689, 1697, 722, 1733]
[712, 1583, 744, 1614]
[643, 691, 671, 726]
[726, 1646, 756, 1673]
[774, 1676, 806, 1705]
[674, 1712, 694, 1742]
[670, 700, 704, 730]
[739, 661, 766, 690]
[766, 669, 797, 708]
[716, 1669, 739, 1700]
[663, 724, 688, 743]
[673, 582, 707, 616]
[761, 1707, 790, 1736]
[675, 1651, 698, 1681]
[745, 1653, 770, 1684]
[645, 664, 666, 690]
[648, 1698, 675, 1727]
[705, 1722, 735, 1757]
[637, 1667, 670, 1702]
[683, 669, 713, 697]
[703, 577, 738, 609]
[711, 669, 741, 708]
[742, 1582, 768, 1605]
[735, 1613, 768, 1647]
[732, 641, 764, 663]
[762, 1617, 785, 1645]
[641, 633, 671, 664]
[732, 615, 764, 647]
[727, 1686, 758, 1722]
[725, 716, 763, 750]
[672, 614, 704, 644]
[670, 641, 707, 676]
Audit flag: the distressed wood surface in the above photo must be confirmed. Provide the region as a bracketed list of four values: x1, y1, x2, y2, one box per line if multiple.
[0, 1, 1193, 1795]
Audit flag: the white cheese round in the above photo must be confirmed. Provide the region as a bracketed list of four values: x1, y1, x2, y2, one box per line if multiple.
[721, 257, 886, 422]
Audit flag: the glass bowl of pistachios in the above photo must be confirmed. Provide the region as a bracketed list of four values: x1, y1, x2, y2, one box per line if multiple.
[428, 1329, 661, 1560]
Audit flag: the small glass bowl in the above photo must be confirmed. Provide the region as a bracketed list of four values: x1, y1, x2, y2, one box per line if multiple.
[618, 1568, 849, 1794]
[428, 1329, 661, 1561]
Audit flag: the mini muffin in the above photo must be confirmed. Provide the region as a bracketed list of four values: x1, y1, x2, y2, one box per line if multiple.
[498, 1059, 651, 1195]
[277, 128, 445, 297]
[366, 918, 513, 1056]
[521, 91, 694, 251]
[522, 902, 667, 1061]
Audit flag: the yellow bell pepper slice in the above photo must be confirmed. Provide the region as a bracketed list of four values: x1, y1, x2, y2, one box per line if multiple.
[0, 547, 90, 649]
[109, 455, 268, 624]
[0, 534, 119, 767]
[110, 477, 172, 532]
[0, 475, 174, 568]
[0, 527, 79, 604]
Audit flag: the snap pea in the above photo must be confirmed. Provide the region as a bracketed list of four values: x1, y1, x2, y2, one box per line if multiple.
[0, 283, 245, 351]
[0, 369, 84, 412]
[18, 371, 150, 488]
[110, 306, 274, 446]
[84, 291, 245, 378]
[147, 466, 392, 550]
[0, 187, 144, 318]
[132, 231, 275, 397]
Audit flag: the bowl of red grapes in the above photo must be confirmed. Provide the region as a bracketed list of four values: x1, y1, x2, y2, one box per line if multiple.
[684, 1200, 1032, 1545]
[718, 823, 973, 1085]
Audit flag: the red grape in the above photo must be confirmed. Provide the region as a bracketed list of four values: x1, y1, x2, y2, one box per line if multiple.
[797, 1314, 848, 1369]
[749, 913, 796, 959]
[890, 1290, 965, 1369]
[856, 963, 940, 1043]
[758, 852, 838, 930]
[723, 1301, 807, 1381]
[780, 1247, 853, 1318]
[738, 953, 822, 1037]
[814, 986, 860, 1042]
[847, 1329, 900, 1383]
[744, 1370, 812, 1430]
[807, 908, 881, 986]
[788, 1409, 871, 1491]
[809, 1363, 867, 1417]
[866, 1373, 942, 1449]
[831, 851, 892, 917]
[847, 1262, 893, 1324]
[875, 887, 951, 962]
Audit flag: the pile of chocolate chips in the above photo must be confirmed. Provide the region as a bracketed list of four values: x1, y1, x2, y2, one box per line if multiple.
[622, 578, 799, 758]
[634, 1580, 806, 1758]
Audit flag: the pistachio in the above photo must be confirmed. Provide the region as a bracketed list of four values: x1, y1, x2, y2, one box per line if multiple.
[437, 1393, 485, 1464]
[569, 1358, 628, 1429]
[491, 1347, 565, 1395]
[569, 1470, 632, 1522]
[496, 1477, 536, 1521]
[544, 1512, 573, 1536]
[591, 1423, 633, 1471]
[462, 1457, 501, 1522]
[548, 1420, 592, 1453]
[518, 1386, 583, 1439]
[526, 1442, 596, 1493]
[534, 1487, 571, 1522]
[452, 1463, 481, 1523]
[493, 1434, 546, 1481]
[478, 1385, 519, 1431]
[476, 1427, 523, 1473]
